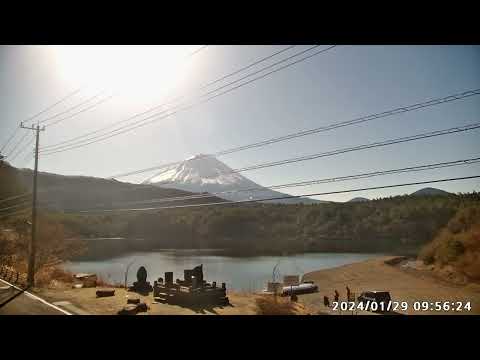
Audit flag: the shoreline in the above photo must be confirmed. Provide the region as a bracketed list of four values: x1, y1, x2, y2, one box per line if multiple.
[61, 252, 380, 292]
[26, 255, 480, 315]
[301, 256, 480, 315]
[69, 248, 389, 261]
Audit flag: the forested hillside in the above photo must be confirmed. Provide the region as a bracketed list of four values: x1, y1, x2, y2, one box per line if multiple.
[124, 192, 480, 256]
[419, 202, 480, 281]
[2, 160, 479, 258]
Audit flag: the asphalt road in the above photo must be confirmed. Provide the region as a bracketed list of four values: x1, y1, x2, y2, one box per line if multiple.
[0, 279, 69, 315]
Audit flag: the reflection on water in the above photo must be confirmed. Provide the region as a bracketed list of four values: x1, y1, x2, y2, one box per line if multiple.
[63, 250, 379, 291]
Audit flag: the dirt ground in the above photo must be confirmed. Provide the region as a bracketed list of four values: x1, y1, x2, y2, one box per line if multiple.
[301, 256, 480, 315]
[33, 256, 480, 315]
[35, 287, 262, 315]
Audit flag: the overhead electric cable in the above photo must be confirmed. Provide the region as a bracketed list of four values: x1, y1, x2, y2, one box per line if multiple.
[7, 134, 35, 163]
[38, 46, 298, 152]
[70, 175, 480, 213]
[43, 95, 114, 128]
[39, 46, 337, 155]
[0, 193, 32, 204]
[152, 122, 480, 186]
[94, 156, 480, 207]
[1, 88, 81, 152]
[110, 88, 480, 180]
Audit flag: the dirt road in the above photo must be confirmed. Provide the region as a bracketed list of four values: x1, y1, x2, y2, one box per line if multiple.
[0, 279, 69, 315]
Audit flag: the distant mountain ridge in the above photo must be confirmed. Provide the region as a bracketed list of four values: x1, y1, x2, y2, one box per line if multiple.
[410, 187, 452, 197]
[342, 188, 453, 203]
[0, 162, 226, 212]
[143, 154, 324, 204]
[0, 159, 459, 212]
[348, 197, 370, 202]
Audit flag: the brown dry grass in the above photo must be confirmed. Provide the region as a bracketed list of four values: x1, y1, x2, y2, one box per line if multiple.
[255, 295, 306, 315]
[464, 283, 480, 293]
[35, 266, 74, 287]
[96, 276, 124, 288]
[419, 204, 480, 283]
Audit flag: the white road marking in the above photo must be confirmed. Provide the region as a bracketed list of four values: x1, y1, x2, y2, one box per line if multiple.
[52, 301, 90, 315]
[0, 278, 72, 315]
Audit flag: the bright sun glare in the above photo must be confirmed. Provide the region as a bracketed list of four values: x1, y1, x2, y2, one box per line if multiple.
[50, 45, 200, 98]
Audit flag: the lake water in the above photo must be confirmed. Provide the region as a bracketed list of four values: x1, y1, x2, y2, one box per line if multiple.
[63, 250, 379, 291]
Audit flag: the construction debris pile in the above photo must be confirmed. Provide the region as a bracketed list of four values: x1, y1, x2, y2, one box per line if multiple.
[153, 264, 229, 306]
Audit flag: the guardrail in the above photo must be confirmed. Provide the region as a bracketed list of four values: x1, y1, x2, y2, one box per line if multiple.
[0, 264, 28, 288]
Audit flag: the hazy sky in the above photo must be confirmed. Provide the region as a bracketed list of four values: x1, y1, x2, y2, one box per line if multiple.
[1, 45, 479, 202]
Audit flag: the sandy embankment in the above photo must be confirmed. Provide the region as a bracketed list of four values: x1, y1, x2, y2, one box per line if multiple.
[301, 256, 480, 315]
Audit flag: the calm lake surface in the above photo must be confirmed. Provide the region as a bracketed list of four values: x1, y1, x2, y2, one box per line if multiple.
[63, 250, 379, 291]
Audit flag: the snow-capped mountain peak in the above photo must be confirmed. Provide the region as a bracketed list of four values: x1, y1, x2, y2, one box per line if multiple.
[144, 154, 246, 187]
[143, 154, 322, 204]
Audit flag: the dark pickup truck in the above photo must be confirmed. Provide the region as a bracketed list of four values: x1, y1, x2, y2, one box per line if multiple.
[357, 291, 392, 312]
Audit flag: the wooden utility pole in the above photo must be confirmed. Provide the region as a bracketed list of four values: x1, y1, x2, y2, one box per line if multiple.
[20, 122, 45, 287]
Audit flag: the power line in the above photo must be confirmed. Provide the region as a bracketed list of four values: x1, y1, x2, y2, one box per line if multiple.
[187, 45, 209, 57]
[36, 45, 226, 152]
[38, 92, 105, 125]
[92, 156, 480, 207]
[0, 207, 31, 220]
[25, 88, 82, 124]
[3, 95, 118, 162]
[37, 48, 205, 128]
[0, 200, 31, 213]
[0, 192, 32, 205]
[70, 175, 480, 214]
[194, 45, 325, 100]
[152, 121, 480, 186]
[2, 92, 112, 164]
[19, 151, 35, 168]
[44, 95, 114, 128]
[142, 46, 299, 114]
[17, 143, 35, 164]
[111, 88, 480, 180]
[39, 46, 337, 155]
[7, 134, 35, 164]
[38, 46, 297, 152]
[165, 46, 298, 110]
[0, 128, 20, 154]
[37, 46, 208, 130]
[196, 45, 296, 90]
[0, 88, 81, 153]
[4, 132, 30, 158]
[215, 90, 480, 156]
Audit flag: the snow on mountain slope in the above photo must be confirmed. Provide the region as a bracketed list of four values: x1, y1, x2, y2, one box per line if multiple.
[143, 154, 323, 204]
[146, 155, 246, 186]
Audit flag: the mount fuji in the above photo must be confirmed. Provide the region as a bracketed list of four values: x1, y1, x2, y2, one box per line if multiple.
[143, 154, 323, 204]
